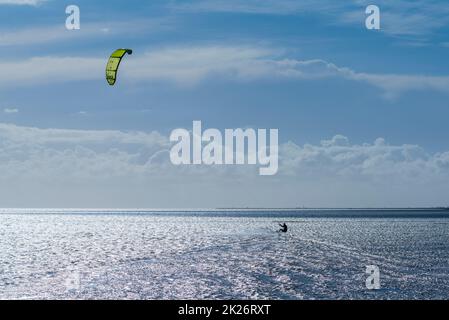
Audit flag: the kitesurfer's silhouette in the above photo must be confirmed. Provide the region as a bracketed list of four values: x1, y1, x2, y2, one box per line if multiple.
[278, 223, 288, 233]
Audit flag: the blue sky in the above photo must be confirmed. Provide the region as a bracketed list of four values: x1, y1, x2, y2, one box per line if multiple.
[0, 0, 448, 207]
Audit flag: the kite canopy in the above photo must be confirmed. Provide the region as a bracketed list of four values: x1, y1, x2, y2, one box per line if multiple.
[106, 49, 133, 86]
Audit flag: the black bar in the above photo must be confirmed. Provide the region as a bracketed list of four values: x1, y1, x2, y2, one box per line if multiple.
[0, 300, 447, 319]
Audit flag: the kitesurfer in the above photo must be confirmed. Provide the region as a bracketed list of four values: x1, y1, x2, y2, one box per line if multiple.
[278, 223, 288, 233]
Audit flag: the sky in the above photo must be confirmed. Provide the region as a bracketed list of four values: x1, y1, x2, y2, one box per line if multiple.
[0, 0, 448, 208]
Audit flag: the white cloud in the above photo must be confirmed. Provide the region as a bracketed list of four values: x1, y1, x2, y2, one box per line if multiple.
[280, 135, 449, 182]
[1, 46, 448, 98]
[0, 0, 45, 5]
[0, 19, 172, 47]
[123, 46, 281, 85]
[0, 56, 104, 85]
[0, 123, 448, 207]
[0, 46, 280, 87]
[3, 108, 18, 114]
[0, 25, 98, 47]
[171, 0, 332, 15]
[124, 51, 449, 98]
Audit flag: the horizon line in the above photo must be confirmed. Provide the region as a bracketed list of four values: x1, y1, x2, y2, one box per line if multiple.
[0, 207, 448, 211]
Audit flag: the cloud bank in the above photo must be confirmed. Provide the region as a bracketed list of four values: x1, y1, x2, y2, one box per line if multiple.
[0, 123, 448, 208]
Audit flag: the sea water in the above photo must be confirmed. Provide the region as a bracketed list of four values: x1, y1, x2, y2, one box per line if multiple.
[0, 209, 448, 299]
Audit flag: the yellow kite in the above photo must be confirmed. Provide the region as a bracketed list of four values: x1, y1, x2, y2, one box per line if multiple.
[105, 49, 132, 86]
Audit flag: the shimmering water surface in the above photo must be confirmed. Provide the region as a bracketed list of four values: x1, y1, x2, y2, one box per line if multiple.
[1, 209, 449, 299]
